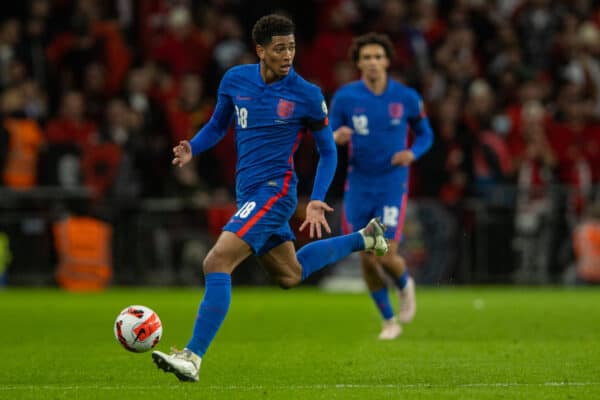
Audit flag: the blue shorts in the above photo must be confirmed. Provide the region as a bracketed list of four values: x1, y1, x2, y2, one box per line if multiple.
[224, 182, 297, 256]
[341, 185, 408, 242]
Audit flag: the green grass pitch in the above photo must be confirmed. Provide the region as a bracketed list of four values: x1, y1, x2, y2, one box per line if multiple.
[1, 286, 599, 399]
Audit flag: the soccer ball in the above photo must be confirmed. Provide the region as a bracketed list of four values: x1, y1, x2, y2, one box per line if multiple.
[114, 305, 163, 353]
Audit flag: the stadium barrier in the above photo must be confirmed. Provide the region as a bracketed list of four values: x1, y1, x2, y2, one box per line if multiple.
[1, 184, 597, 287]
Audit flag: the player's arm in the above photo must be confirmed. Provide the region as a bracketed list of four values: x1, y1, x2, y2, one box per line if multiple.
[310, 124, 338, 203]
[391, 95, 434, 166]
[172, 90, 234, 167]
[329, 92, 352, 145]
[299, 94, 337, 238]
[300, 123, 337, 238]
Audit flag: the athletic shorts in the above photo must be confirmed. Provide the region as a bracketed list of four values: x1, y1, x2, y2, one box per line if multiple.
[341, 185, 408, 242]
[224, 182, 297, 256]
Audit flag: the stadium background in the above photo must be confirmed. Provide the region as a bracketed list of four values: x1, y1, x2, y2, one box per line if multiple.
[1, 0, 600, 288]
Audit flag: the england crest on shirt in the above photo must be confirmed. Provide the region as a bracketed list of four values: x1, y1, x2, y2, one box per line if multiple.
[277, 99, 295, 119]
[389, 102, 404, 125]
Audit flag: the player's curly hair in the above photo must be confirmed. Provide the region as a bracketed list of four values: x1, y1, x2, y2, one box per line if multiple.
[252, 14, 295, 46]
[349, 32, 396, 63]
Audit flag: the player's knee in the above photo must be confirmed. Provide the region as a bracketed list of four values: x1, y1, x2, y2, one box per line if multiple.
[277, 275, 300, 289]
[203, 250, 226, 274]
[379, 253, 395, 266]
[360, 254, 378, 271]
[380, 253, 404, 269]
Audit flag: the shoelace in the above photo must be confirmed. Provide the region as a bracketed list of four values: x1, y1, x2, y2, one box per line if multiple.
[170, 347, 191, 359]
[170, 346, 198, 367]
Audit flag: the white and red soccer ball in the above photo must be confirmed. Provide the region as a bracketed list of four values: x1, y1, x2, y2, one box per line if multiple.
[114, 305, 162, 352]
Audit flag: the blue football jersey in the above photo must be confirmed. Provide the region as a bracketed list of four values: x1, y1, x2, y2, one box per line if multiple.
[330, 79, 432, 188]
[215, 64, 329, 199]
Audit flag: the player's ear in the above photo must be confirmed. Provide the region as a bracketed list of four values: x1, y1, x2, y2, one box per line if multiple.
[256, 44, 265, 60]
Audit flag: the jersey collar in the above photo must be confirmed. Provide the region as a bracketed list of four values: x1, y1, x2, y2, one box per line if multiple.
[255, 63, 295, 88]
[360, 76, 391, 97]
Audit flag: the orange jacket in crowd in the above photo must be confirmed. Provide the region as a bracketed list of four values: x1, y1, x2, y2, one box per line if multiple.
[54, 216, 113, 291]
[573, 220, 600, 283]
[2, 117, 44, 189]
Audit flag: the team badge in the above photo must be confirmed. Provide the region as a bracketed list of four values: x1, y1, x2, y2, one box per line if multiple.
[277, 99, 295, 118]
[389, 103, 404, 126]
[389, 103, 404, 119]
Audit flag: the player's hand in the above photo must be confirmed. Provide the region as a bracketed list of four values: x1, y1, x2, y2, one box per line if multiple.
[391, 150, 415, 166]
[172, 140, 193, 167]
[299, 200, 334, 239]
[333, 126, 353, 145]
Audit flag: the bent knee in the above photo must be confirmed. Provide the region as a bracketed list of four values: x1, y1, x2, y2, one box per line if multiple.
[203, 249, 229, 274]
[360, 253, 378, 269]
[380, 253, 404, 268]
[277, 275, 301, 290]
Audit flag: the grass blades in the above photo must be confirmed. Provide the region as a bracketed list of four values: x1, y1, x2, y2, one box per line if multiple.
[1, 287, 599, 399]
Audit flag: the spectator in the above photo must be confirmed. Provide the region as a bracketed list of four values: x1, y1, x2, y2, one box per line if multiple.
[571, 203, 600, 284]
[1, 85, 45, 189]
[16, 0, 52, 88]
[547, 82, 593, 201]
[124, 66, 171, 196]
[301, 0, 357, 94]
[418, 96, 473, 204]
[514, 0, 563, 72]
[46, 91, 98, 147]
[46, 3, 131, 96]
[0, 18, 21, 89]
[150, 6, 212, 79]
[463, 79, 513, 195]
[21, 79, 48, 123]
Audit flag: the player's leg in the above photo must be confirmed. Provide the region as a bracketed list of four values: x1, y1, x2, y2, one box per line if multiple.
[376, 192, 416, 323]
[258, 232, 364, 288]
[152, 232, 252, 381]
[360, 251, 402, 340]
[377, 240, 415, 323]
[256, 218, 388, 288]
[343, 189, 399, 338]
[257, 240, 303, 288]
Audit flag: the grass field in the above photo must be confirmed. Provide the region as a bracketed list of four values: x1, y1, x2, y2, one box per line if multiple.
[1, 286, 599, 399]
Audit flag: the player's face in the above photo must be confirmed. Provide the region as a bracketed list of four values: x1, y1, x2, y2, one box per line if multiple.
[257, 34, 296, 79]
[357, 44, 389, 81]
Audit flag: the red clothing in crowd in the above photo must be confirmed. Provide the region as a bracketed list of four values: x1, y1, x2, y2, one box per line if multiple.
[547, 122, 597, 184]
[45, 118, 98, 148]
[301, 30, 354, 94]
[151, 31, 212, 78]
[46, 21, 131, 96]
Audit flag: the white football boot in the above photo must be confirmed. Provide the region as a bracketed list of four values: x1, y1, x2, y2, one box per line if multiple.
[378, 317, 402, 340]
[398, 276, 416, 324]
[152, 348, 201, 382]
[359, 218, 389, 256]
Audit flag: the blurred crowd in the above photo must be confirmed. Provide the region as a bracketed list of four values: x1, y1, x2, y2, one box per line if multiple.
[2, 0, 600, 285]
[1, 0, 600, 210]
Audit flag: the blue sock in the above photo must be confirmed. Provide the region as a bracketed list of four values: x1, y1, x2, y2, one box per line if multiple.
[186, 272, 231, 357]
[395, 270, 409, 290]
[370, 287, 394, 320]
[298, 232, 364, 281]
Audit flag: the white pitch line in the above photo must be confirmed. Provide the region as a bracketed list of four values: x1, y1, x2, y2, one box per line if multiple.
[0, 382, 598, 391]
